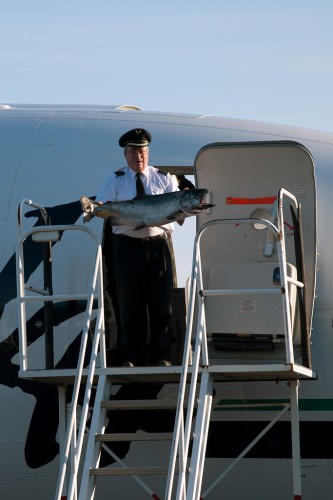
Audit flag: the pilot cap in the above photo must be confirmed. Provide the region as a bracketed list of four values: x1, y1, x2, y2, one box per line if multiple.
[119, 128, 152, 148]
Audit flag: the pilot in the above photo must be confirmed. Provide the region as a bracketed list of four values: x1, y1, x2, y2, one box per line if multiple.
[96, 128, 178, 367]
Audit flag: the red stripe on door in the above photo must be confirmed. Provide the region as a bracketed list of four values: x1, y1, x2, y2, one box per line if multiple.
[226, 196, 277, 205]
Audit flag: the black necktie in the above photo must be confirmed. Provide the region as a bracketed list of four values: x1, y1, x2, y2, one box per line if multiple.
[136, 173, 145, 195]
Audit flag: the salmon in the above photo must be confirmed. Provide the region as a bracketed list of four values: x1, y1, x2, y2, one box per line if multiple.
[80, 189, 214, 227]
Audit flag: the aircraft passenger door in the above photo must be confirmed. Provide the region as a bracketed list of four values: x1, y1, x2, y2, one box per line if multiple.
[193, 140, 317, 348]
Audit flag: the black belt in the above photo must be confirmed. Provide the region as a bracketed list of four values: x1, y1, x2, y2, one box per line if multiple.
[114, 233, 166, 242]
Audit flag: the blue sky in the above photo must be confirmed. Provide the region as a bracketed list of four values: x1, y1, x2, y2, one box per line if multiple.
[1, 0, 333, 131]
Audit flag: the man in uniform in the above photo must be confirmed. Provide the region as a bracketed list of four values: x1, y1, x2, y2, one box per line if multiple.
[96, 128, 178, 367]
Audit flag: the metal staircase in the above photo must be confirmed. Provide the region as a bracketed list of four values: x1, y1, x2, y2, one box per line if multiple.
[79, 380, 183, 499]
[16, 189, 316, 500]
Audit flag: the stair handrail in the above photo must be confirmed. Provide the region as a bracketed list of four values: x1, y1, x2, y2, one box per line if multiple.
[16, 223, 104, 370]
[166, 188, 303, 499]
[164, 231, 199, 500]
[15, 199, 106, 500]
[55, 242, 105, 500]
[277, 187, 300, 364]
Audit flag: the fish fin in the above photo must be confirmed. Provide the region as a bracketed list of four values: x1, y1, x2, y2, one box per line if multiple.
[168, 211, 187, 226]
[134, 224, 147, 230]
[167, 211, 187, 226]
[80, 195, 93, 208]
[80, 195, 96, 222]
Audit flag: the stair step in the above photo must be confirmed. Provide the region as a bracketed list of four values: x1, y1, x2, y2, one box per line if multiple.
[101, 398, 181, 410]
[90, 466, 189, 476]
[96, 432, 174, 442]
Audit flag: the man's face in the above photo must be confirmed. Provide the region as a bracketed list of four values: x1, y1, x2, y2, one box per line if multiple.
[125, 146, 149, 173]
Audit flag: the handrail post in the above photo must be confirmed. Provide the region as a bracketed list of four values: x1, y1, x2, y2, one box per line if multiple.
[277, 188, 299, 365]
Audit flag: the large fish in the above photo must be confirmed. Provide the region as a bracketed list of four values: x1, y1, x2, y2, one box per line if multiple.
[80, 189, 214, 227]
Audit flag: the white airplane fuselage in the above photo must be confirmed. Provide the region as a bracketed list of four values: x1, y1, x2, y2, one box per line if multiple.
[0, 104, 332, 499]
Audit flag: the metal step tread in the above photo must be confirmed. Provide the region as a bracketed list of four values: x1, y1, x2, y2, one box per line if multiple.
[90, 465, 189, 476]
[96, 432, 174, 442]
[101, 398, 183, 410]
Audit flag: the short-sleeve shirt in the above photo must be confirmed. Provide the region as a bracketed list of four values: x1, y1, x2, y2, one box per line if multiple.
[96, 165, 179, 238]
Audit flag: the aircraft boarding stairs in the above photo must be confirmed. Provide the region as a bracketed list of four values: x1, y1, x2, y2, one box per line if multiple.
[16, 191, 316, 500]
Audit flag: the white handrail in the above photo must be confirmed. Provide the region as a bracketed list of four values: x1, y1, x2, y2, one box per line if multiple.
[16, 223, 103, 372]
[277, 188, 299, 365]
[61, 249, 105, 500]
[16, 199, 106, 500]
[166, 189, 303, 499]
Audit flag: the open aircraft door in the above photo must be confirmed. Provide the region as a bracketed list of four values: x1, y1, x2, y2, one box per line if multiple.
[193, 141, 317, 363]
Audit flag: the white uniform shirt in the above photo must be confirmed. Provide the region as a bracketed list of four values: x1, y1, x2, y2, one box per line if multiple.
[96, 165, 179, 238]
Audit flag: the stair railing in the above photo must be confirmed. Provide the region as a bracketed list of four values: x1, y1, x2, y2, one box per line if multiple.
[165, 188, 304, 499]
[16, 199, 106, 500]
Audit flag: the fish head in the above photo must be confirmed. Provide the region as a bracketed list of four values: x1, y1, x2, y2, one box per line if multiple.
[180, 188, 215, 214]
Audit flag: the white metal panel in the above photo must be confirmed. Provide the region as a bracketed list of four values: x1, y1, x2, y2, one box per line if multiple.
[194, 141, 317, 339]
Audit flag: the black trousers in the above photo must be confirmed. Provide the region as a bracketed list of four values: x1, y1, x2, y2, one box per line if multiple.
[112, 234, 173, 365]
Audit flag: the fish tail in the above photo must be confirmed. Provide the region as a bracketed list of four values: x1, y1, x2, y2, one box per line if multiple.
[80, 195, 96, 222]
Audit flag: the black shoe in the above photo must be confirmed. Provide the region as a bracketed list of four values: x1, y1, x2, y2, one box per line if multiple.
[122, 361, 135, 367]
[158, 360, 172, 367]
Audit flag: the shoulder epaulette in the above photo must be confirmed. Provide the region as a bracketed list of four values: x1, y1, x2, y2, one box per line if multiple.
[114, 169, 126, 176]
[157, 168, 168, 176]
